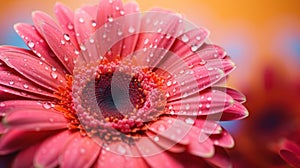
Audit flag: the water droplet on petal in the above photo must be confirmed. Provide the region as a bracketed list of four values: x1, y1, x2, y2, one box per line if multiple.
[158, 124, 166, 132]
[144, 38, 149, 45]
[185, 118, 194, 124]
[91, 20, 97, 27]
[80, 148, 86, 154]
[120, 10, 125, 15]
[181, 34, 189, 42]
[79, 18, 84, 23]
[9, 81, 14, 85]
[63, 34, 71, 41]
[61, 39, 66, 45]
[27, 41, 35, 48]
[23, 84, 29, 89]
[80, 44, 87, 51]
[67, 23, 74, 30]
[117, 145, 126, 155]
[42, 102, 52, 109]
[107, 16, 114, 22]
[167, 81, 172, 87]
[89, 38, 95, 43]
[153, 136, 159, 142]
[196, 36, 201, 41]
[49, 118, 54, 122]
[191, 45, 198, 52]
[51, 71, 58, 79]
[128, 26, 135, 33]
[0, 102, 6, 107]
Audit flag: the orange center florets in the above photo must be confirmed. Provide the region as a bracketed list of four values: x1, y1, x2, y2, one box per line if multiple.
[54, 58, 168, 142]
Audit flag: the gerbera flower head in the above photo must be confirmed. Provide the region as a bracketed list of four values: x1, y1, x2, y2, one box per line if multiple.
[0, 0, 248, 167]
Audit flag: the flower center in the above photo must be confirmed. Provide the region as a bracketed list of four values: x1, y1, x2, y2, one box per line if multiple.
[55, 59, 167, 142]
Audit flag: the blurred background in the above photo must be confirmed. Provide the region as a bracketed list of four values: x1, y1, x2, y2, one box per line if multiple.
[0, 0, 300, 167]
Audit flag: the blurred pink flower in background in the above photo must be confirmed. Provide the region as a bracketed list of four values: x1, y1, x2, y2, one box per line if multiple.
[0, 0, 248, 167]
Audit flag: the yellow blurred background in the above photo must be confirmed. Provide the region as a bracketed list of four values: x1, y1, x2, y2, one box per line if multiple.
[1, 0, 300, 167]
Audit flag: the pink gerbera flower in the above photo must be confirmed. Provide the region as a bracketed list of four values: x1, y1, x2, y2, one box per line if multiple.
[0, 0, 248, 167]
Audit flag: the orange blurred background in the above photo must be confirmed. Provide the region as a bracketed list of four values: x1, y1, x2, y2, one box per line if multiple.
[1, 0, 300, 167]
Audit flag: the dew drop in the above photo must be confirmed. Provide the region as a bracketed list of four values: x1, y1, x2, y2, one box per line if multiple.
[196, 36, 201, 41]
[42, 102, 52, 109]
[199, 60, 206, 65]
[153, 136, 159, 142]
[80, 148, 86, 154]
[167, 81, 172, 87]
[185, 104, 190, 110]
[191, 45, 198, 52]
[117, 145, 126, 155]
[120, 10, 125, 15]
[185, 118, 194, 124]
[0, 102, 5, 107]
[157, 28, 162, 33]
[67, 23, 74, 30]
[89, 38, 95, 43]
[128, 26, 135, 33]
[79, 18, 85, 23]
[158, 124, 166, 132]
[63, 34, 71, 41]
[23, 84, 29, 89]
[107, 16, 114, 22]
[91, 20, 97, 27]
[144, 38, 149, 45]
[51, 71, 58, 79]
[27, 41, 35, 48]
[64, 56, 69, 62]
[117, 30, 123, 36]
[49, 118, 54, 122]
[9, 81, 14, 85]
[60, 39, 66, 45]
[80, 44, 87, 51]
[181, 34, 189, 42]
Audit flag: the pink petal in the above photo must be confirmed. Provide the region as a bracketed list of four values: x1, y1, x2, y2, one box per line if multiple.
[12, 142, 41, 168]
[133, 10, 183, 68]
[73, 9, 100, 64]
[14, 23, 67, 72]
[146, 130, 186, 153]
[135, 137, 183, 168]
[0, 129, 57, 155]
[3, 106, 68, 131]
[0, 68, 55, 99]
[0, 48, 66, 91]
[194, 119, 222, 135]
[148, 117, 190, 145]
[209, 128, 235, 148]
[0, 84, 43, 100]
[96, 0, 125, 59]
[61, 132, 101, 168]
[81, 5, 98, 19]
[215, 87, 246, 103]
[34, 130, 74, 168]
[159, 59, 231, 101]
[195, 43, 226, 60]
[74, 9, 96, 45]
[169, 28, 209, 58]
[54, 2, 79, 49]
[95, 141, 148, 168]
[217, 101, 249, 121]
[205, 147, 232, 168]
[166, 89, 234, 116]
[96, 147, 125, 168]
[32, 11, 76, 73]
[279, 138, 300, 168]
[187, 126, 215, 158]
[120, 2, 140, 58]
